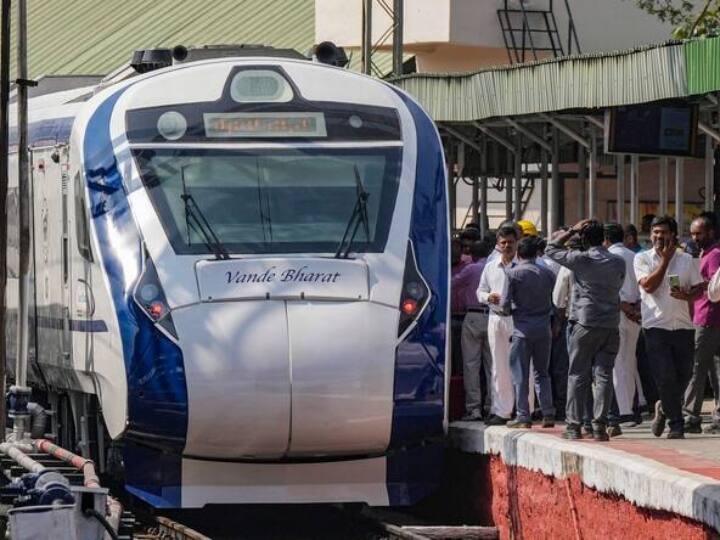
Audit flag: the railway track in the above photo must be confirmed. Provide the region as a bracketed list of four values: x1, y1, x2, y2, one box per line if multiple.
[132, 507, 498, 540]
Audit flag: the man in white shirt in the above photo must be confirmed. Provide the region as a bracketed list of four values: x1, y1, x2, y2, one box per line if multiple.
[634, 216, 704, 439]
[476, 225, 518, 425]
[604, 223, 642, 430]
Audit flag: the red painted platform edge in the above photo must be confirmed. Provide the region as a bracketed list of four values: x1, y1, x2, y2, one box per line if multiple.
[444, 451, 720, 540]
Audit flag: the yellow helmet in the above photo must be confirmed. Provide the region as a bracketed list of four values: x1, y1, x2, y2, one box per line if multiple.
[517, 219, 538, 237]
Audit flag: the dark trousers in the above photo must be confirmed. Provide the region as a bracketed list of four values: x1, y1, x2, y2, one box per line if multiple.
[683, 326, 720, 426]
[636, 331, 659, 411]
[451, 315, 465, 376]
[643, 328, 694, 433]
[509, 333, 555, 422]
[550, 318, 569, 419]
[566, 323, 619, 428]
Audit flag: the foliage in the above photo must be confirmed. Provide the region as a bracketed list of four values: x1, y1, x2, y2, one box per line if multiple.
[633, 0, 720, 38]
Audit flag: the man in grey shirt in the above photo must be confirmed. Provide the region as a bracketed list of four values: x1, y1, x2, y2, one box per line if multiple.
[502, 236, 557, 428]
[545, 219, 626, 440]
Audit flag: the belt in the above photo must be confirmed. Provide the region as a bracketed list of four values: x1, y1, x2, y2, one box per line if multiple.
[467, 307, 489, 314]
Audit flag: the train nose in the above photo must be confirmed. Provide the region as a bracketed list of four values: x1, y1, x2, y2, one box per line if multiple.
[172, 258, 399, 460]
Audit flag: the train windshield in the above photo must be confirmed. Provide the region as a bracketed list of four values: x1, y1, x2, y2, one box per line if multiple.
[132, 147, 402, 255]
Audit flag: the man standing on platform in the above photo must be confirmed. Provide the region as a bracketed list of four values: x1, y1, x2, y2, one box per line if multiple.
[477, 225, 518, 425]
[502, 236, 557, 428]
[635, 216, 703, 439]
[453, 240, 493, 421]
[684, 215, 720, 434]
[545, 219, 626, 441]
[604, 223, 642, 430]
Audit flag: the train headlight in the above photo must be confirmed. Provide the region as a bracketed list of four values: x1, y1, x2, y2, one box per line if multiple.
[230, 70, 293, 103]
[157, 111, 187, 141]
[398, 242, 430, 337]
[132, 255, 178, 339]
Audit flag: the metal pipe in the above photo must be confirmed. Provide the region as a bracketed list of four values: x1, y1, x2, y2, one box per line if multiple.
[505, 118, 551, 152]
[0, 0, 11, 445]
[659, 157, 669, 215]
[551, 126, 560, 230]
[705, 135, 714, 211]
[577, 143, 586, 221]
[15, 0, 31, 430]
[392, 0, 403, 77]
[539, 114, 590, 149]
[362, 0, 372, 75]
[676, 158, 685, 235]
[0, 442, 45, 474]
[588, 131, 597, 218]
[616, 154, 625, 223]
[540, 149, 548, 235]
[34, 438, 100, 488]
[480, 136, 488, 237]
[505, 149, 512, 220]
[630, 155, 639, 226]
[474, 122, 516, 153]
[514, 133, 522, 220]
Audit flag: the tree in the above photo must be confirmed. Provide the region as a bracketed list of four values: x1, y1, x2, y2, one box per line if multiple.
[633, 0, 720, 38]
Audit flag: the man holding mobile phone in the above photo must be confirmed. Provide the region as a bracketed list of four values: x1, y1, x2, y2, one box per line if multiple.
[634, 216, 704, 439]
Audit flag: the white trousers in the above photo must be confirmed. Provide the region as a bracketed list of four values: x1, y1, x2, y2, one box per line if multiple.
[613, 315, 641, 416]
[487, 314, 535, 418]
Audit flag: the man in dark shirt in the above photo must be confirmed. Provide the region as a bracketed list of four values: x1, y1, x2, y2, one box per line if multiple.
[502, 236, 557, 428]
[545, 219, 626, 441]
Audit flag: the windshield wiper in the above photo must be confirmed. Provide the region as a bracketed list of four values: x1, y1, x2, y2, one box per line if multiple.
[181, 166, 230, 260]
[334, 165, 370, 259]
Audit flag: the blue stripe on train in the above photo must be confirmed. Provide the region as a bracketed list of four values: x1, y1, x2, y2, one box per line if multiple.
[82, 89, 188, 507]
[386, 89, 449, 505]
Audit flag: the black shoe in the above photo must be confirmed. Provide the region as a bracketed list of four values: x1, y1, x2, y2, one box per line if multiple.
[667, 430, 685, 439]
[562, 425, 582, 440]
[593, 427, 610, 441]
[607, 425, 623, 438]
[582, 424, 594, 436]
[651, 401, 666, 438]
[684, 421, 702, 434]
[461, 409, 484, 422]
[541, 416, 555, 428]
[485, 415, 509, 426]
[703, 423, 720, 434]
[507, 419, 532, 429]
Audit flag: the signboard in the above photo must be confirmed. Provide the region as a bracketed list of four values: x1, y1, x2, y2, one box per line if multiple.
[196, 257, 369, 302]
[203, 112, 327, 138]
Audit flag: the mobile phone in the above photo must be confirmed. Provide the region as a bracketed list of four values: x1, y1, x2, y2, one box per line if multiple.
[669, 274, 680, 289]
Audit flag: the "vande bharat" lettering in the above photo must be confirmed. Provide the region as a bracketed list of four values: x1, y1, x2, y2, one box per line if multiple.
[225, 265, 341, 285]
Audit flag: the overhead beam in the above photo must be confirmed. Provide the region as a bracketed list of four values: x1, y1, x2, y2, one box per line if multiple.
[441, 125, 484, 154]
[473, 122, 517, 153]
[504, 118, 551, 152]
[699, 121, 720, 144]
[539, 114, 590, 149]
[584, 115, 604, 130]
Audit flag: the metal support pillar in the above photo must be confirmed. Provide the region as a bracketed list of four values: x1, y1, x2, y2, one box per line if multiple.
[540, 149, 548, 235]
[392, 0, 404, 77]
[630, 155, 639, 226]
[361, 0, 372, 75]
[659, 157, 669, 216]
[447, 140, 456, 230]
[588, 132, 597, 218]
[577, 144, 586, 221]
[15, 0, 31, 439]
[480, 136, 488, 237]
[0, 0, 11, 443]
[705, 135, 714, 211]
[676, 158, 685, 234]
[616, 155, 625, 223]
[550, 127, 560, 231]
[505, 149, 513, 221]
[514, 134, 522, 220]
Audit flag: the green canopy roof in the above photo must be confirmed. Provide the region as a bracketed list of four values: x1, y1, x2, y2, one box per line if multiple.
[391, 37, 720, 122]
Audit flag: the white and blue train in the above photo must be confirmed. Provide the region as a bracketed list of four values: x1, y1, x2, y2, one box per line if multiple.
[7, 49, 449, 508]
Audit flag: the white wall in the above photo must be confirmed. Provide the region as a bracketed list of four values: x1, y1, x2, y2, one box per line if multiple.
[315, 0, 675, 72]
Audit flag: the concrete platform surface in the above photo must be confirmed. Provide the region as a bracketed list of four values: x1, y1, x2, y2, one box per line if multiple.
[449, 418, 720, 533]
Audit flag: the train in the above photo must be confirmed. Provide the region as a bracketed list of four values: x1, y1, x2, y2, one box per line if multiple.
[6, 46, 449, 508]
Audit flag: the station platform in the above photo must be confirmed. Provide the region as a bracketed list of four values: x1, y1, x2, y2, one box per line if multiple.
[446, 417, 720, 539]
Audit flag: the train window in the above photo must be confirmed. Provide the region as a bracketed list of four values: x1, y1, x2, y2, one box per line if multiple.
[132, 147, 401, 255]
[74, 173, 93, 262]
